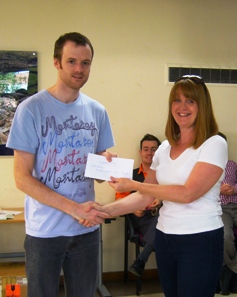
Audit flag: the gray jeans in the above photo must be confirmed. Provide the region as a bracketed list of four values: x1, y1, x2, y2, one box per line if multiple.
[24, 229, 99, 297]
[222, 203, 237, 273]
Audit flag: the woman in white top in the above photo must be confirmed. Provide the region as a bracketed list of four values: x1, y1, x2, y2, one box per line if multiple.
[97, 75, 228, 297]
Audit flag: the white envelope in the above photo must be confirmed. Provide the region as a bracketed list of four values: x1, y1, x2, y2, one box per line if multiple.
[85, 153, 134, 181]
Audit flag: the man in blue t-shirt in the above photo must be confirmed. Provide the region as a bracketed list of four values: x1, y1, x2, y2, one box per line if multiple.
[7, 32, 116, 297]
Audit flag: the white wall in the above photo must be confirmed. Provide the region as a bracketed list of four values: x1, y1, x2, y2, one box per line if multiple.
[0, 0, 237, 272]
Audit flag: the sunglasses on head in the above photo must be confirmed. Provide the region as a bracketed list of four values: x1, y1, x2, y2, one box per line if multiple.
[175, 75, 208, 94]
[175, 75, 204, 84]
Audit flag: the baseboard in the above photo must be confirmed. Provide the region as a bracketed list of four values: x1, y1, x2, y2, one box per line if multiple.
[60, 269, 159, 284]
[0, 263, 158, 285]
[0, 262, 26, 276]
[60, 269, 158, 285]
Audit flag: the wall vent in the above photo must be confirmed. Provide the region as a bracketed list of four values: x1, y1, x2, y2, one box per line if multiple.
[168, 67, 237, 84]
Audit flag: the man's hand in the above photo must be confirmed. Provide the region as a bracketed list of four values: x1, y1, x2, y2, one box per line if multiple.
[221, 183, 236, 195]
[73, 201, 110, 227]
[133, 210, 145, 217]
[98, 151, 117, 162]
[96, 151, 118, 183]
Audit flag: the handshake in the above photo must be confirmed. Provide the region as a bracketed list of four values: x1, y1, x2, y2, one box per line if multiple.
[73, 176, 136, 227]
[71, 157, 161, 227]
[71, 175, 161, 228]
[73, 176, 137, 227]
[74, 200, 112, 228]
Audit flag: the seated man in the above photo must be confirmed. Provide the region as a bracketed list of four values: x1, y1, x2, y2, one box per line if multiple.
[116, 133, 161, 276]
[219, 156, 237, 295]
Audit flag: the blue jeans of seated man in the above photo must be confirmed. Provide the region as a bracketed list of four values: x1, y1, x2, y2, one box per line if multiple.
[24, 229, 99, 297]
[222, 203, 237, 273]
[155, 228, 223, 297]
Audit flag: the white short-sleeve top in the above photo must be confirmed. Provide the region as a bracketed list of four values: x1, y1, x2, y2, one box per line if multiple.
[150, 135, 228, 234]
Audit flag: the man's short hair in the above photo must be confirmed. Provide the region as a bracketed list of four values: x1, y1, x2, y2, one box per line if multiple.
[54, 32, 94, 62]
[140, 134, 161, 150]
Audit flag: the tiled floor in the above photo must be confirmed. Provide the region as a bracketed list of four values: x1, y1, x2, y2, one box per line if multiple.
[58, 277, 161, 296]
[58, 277, 237, 297]
[96, 279, 237, 297]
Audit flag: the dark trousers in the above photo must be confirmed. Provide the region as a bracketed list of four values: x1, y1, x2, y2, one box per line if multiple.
[222, 203, 237, 273]
[155, 228, 224, 297]
[24, 229, 99, 297]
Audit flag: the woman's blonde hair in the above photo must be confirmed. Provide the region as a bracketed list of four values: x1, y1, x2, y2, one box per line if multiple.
[165, 77, 218, 149]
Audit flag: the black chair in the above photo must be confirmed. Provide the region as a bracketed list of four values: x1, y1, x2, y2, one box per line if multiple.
[234, 227, 237, 250]
[217, 227, 237, 294]
[124, 214, 145, 296]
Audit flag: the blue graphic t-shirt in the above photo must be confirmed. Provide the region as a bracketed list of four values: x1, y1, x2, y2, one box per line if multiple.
[7, 90, 115, 237]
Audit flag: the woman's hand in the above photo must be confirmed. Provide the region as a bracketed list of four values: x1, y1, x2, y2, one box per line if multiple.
[108, 177, 136, 192]
[146, 198, 161, 209]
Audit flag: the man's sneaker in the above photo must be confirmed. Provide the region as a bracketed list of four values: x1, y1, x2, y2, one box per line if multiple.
[230, 272, 237, 293]
[129, 258, 145, 277]
[220, 265, 235, 295]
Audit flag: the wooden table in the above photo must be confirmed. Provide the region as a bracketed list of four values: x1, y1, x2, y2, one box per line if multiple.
[0, 208, 25, 262]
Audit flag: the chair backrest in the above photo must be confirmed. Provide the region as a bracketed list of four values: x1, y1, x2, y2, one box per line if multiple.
[233, 227, 237, 250]
[233, 227, 237, 237]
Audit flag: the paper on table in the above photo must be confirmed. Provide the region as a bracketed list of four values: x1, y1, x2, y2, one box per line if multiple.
[0, 210, 23, 220]
[85, 153, 134, 181]
[0, 214, 13, 220]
